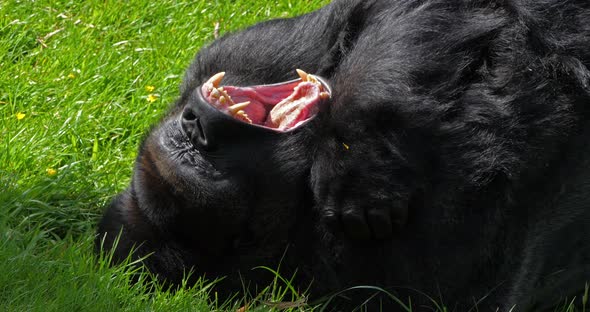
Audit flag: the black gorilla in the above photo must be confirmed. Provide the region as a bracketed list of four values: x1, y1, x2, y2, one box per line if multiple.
[96, 0, 590, 310]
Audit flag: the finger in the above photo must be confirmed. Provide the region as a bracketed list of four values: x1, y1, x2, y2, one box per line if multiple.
[321, 196, 341, 231]
[390, 202, 409, 232]
[367, 207, 393, 239]
[342, 203, 370, 240]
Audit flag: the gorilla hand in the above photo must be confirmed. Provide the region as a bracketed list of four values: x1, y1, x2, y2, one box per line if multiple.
[311, 130, 417, 240]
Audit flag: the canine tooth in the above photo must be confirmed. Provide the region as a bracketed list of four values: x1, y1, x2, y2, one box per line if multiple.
[296, 69, 308, 81]
[209, 72, 225, 87]
[229, 101, 251, 114]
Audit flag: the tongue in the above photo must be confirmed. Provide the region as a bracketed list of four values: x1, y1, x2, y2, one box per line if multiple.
[266, 82, 321, 130]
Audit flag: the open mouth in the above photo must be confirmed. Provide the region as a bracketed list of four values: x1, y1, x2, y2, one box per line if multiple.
[200, 69, 331, 132]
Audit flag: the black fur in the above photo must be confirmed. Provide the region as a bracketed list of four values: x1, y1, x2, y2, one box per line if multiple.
[96, 0, 590, 310]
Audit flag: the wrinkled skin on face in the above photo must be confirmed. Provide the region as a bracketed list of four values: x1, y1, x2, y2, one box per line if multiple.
[96, 0, 590, 310]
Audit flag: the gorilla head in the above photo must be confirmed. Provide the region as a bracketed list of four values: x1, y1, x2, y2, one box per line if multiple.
[97, 0, 590, 310]
[96, 72, 330, 292]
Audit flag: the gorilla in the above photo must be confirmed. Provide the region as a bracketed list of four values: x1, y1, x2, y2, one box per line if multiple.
[96, 0, 590, 310]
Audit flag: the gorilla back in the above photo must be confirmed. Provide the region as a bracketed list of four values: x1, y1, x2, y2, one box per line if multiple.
[96, 0, 590, 310]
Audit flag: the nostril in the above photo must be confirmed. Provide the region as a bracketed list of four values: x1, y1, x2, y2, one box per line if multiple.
[182, 106, 197, 121]
[181, 106, 208, 148]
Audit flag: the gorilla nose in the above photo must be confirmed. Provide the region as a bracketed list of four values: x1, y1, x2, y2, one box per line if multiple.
[181, 105, 209, 148]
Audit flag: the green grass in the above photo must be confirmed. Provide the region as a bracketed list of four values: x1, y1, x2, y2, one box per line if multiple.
[1, 1, 588, 311]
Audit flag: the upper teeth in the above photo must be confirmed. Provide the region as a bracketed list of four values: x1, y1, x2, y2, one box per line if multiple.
[204, 72, 253, 123]
[209, 72, 225, 88]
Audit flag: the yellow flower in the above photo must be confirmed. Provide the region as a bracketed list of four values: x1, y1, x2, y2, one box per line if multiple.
[147, 94, 158, 103]
[46, 168, 57, 176]
[145, 85, 155, 92]
[68, 73, 76, 79]
[16, 112, 26, 120]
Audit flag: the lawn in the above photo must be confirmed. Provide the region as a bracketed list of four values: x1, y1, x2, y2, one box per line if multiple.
[0, 1, 329, 311]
